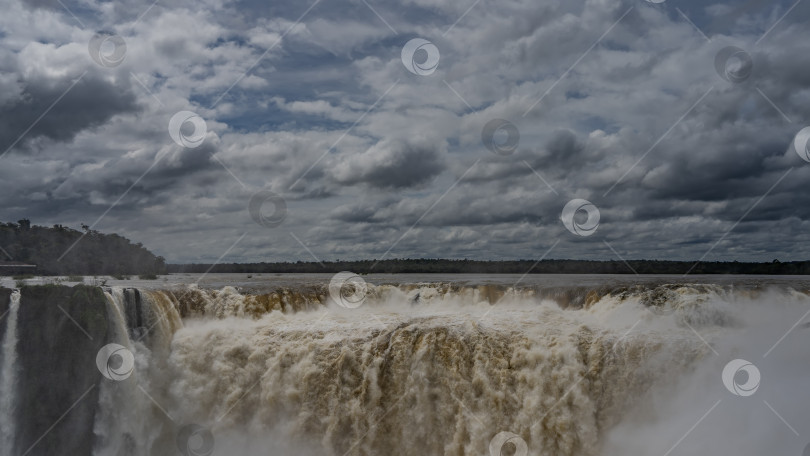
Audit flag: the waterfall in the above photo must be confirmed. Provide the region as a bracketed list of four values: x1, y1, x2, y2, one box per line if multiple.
[0, 289, 21, 453]
[92, 288, 182, 456]
[2, 280, 807, 456]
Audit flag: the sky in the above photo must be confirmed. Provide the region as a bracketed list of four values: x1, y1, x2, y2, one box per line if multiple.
[1, 0, 810, 264]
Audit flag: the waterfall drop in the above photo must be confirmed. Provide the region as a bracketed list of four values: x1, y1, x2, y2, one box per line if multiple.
[0, 289, 22, 453]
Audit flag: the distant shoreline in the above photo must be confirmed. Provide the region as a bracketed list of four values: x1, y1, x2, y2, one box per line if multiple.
[167, 259, 810, 275]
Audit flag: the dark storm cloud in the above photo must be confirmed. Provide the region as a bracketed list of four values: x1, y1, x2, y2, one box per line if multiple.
[18, 0, 61, 10]
[0, 74, 139, 154]
[331, 201, 387, 223]
[331, 139, 446, 189]
[466, 130, 588, 184]
[542, 129, 586, 165]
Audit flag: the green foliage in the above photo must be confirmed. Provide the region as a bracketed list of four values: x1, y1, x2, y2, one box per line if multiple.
[0, 220, 167, 276]
[138, 274, 158, 280]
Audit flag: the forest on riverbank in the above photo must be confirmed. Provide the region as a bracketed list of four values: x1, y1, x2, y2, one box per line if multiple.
[0, 220, 166, 276]
[169, 258, 810, 275]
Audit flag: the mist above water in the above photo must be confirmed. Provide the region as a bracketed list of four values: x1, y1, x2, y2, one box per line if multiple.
[602, 287, 810, 456]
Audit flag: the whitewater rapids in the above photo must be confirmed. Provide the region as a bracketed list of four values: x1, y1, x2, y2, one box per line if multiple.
[4, 276, 810, 455]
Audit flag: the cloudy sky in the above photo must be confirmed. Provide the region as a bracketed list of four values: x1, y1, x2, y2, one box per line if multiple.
[1, 0, 810, 264]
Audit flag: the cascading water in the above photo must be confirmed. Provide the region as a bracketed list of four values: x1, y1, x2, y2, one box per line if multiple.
[3, 278, 809, 456]
[0, 289, 21, 453]
[155, 283, 717, 456]
[92, 287, 182, 456]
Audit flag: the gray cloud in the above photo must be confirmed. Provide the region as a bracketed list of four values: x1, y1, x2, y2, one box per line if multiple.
[0, 74, 139, 153]
[331, 139, 446, 189]
[1, 0, 810, 263]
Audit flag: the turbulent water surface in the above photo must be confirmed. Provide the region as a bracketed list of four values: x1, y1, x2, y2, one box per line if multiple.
[1, 274, 809, 456]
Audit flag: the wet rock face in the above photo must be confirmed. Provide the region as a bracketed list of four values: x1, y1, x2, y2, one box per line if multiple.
[14, 285, 109, 456]
[0, 287, 11, 343]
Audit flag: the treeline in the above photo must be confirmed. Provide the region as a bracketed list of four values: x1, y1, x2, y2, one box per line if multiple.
[0, 220, 167, 276]
[169, 258, 810, 275]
